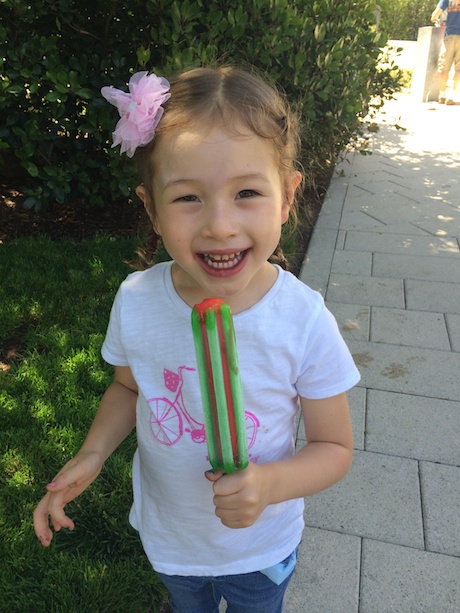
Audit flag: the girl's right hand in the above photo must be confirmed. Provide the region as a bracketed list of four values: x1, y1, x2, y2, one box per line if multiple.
[33, 451, 103, 547]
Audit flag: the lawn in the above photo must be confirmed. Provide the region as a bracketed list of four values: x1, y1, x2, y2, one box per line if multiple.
[0, 235, 168, 612]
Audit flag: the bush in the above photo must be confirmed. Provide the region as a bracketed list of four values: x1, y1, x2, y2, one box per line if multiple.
[0, 0, 398, 211]
[378, 0, 434, 41]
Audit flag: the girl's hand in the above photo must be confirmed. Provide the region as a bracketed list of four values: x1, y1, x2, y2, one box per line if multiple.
[205, 462, 270, 529]
[33, 369, 137, 547]
[204, 393, 354, 530]
[33, 451, 103, 547]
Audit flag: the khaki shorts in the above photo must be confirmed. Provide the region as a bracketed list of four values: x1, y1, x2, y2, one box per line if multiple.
[438, 34, 460, 72]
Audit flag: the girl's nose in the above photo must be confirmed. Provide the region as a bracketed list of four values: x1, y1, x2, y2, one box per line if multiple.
[201, 202, 238, 240]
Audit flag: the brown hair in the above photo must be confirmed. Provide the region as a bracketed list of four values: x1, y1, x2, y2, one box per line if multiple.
[133, 66, 302, 269]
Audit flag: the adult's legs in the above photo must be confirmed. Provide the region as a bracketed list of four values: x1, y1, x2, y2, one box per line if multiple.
[438, 36, 454, 102]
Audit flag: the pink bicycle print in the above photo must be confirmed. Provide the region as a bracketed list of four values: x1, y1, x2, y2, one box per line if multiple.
[148, 366, 259, 448]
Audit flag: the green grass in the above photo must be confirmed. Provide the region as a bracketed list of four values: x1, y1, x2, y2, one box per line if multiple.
[0, 235, 167, 612]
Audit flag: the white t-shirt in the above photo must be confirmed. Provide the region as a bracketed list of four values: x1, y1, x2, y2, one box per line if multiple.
[101, 261, 360, 577]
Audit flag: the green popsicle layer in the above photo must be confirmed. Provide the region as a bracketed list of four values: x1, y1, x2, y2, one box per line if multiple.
[192, 298, 248, 473]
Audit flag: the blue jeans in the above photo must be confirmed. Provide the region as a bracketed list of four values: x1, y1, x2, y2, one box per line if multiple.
[157, 552, 296, 613]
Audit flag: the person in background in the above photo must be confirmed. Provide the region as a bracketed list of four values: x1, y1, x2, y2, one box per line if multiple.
[431, 0, 460, 104]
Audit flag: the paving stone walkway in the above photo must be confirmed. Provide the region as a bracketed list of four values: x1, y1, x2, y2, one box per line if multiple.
[284, 92, 460, 613]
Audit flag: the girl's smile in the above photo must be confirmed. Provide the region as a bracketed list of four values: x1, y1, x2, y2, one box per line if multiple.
[198, 249, 248, 276]
[137, 125, 300, 312]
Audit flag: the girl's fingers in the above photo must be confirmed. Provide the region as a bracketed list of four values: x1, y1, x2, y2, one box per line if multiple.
[33, 474, 79, 546]
[33, 495, 75, 546]
[33, 453, 102, 546]
[204, 469, 224, 482]
[33, 496, 56, 547]
[48, 493, 75, 532]
[50, 514, 75, 533]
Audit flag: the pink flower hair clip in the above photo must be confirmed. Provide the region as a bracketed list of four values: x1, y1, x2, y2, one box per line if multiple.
[101, 71, 171, 158]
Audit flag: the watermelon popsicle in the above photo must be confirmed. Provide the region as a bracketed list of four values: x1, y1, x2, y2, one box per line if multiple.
[191, 298, 248, 474]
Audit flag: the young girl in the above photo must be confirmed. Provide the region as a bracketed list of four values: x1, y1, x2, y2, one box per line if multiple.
[33, 66, 360, 613]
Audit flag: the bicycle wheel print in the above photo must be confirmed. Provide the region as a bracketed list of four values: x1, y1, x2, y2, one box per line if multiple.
[149, 397, 183, 446]
[244, 411, 260, 449]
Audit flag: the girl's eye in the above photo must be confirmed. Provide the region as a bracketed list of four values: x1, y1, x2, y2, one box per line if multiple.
[237, 189, 259, 199]
[175, 194, 199, 202]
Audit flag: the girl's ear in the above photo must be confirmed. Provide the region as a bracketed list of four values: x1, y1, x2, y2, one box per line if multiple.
[135, 184, 148, 207]
[136, 184, 161, 235]
[282, 171, 303, 223]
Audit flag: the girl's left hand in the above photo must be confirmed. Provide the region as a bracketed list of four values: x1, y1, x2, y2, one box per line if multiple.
[205, 463, 270, 529]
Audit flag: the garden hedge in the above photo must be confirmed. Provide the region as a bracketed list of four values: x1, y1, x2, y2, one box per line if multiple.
[0, 0, 398, 211]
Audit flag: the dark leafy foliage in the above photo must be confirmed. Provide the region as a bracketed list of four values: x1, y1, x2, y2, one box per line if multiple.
[0, 0, 399, 210]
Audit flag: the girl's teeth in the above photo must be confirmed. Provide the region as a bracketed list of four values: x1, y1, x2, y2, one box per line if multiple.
[203, 252, 244, 269]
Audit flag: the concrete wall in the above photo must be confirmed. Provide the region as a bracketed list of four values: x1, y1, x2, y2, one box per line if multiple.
[412, 26, 445, 102]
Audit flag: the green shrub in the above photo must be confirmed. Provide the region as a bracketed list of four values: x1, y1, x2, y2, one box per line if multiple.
[0, 0, 398, 211]
[378, 0, 434, 41]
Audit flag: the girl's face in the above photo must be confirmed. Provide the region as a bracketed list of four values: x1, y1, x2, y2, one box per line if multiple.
[137, 124, 301, 313]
